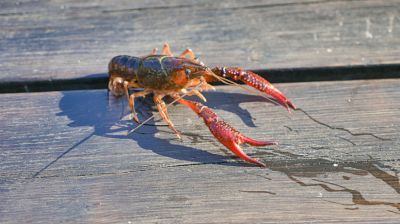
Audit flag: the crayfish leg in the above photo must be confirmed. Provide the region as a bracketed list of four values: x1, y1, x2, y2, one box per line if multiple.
[128, 90, 150, 123]
[181, 88, 207, 102]
[162, 43, 173, 56]
[143, 48, 159, 57]
[192, 90, 207, 102]
[179, 48, 196, 60]
[153, 94, 182, 139]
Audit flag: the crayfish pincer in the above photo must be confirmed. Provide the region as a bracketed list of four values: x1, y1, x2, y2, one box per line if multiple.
[108, 43, 296, 167]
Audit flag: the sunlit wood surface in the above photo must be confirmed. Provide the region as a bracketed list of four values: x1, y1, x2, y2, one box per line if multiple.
[1, 0, 400, 223]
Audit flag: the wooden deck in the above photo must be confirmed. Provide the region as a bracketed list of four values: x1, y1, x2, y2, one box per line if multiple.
[1, 0, 400, 223]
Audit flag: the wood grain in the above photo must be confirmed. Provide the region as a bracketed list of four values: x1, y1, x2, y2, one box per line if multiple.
[1, 0, 400, 84]
[0, 79, 399, 223]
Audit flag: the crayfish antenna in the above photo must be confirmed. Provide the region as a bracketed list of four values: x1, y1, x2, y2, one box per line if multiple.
[178, 98, 272, 167]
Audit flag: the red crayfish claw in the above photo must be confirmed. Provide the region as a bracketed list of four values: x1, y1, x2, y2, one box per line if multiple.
[211, 67, 296, 111]
[178, 98, 276, 167]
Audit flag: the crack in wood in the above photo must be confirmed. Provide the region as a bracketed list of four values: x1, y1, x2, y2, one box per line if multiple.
[31, 161, 233, 180]
[284, 125, 293, 131]
[100, 0, 365, 14]
[239, 190, 276, 195]
[2, 63, 400, 94]
[312, 178, 400, 211]
[102, 4, 193, 13]
[287, 175, 400, 212]
[228, 0, 366, 11]
[296, 108, 391, 141]
[336, 136, 356, 146]
[387, 210, 400, 215]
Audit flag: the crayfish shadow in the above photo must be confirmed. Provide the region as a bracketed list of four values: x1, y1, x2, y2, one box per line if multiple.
[56, 89, 271, 167]
[56, 88, 400, 212]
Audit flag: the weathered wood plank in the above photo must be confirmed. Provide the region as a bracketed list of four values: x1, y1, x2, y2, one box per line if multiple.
[0, 79, 399, 223]
[1, 0, 400, 84]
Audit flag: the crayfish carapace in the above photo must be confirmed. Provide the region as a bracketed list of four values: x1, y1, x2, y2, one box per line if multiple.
[108, 43, 296, 167]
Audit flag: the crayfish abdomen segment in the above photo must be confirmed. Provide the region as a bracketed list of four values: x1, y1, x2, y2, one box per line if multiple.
[108, 55, 141, 96]
[109, 55, 140, 80]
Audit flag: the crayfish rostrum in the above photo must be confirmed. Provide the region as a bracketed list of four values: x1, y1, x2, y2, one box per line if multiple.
[108, 43, 296, 167]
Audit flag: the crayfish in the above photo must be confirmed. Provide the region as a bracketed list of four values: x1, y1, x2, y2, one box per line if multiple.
[108, 44, 296, 167]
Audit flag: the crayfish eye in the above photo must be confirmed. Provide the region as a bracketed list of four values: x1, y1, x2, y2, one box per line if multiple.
[185, 69, 191, 79]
